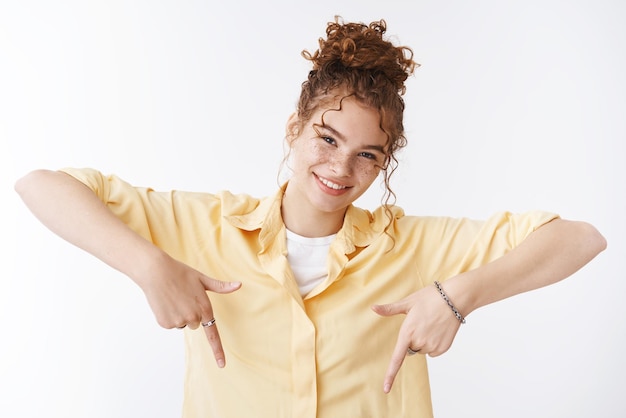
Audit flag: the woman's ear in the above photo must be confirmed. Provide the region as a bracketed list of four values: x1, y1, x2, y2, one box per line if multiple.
[285, 112, 300, 145]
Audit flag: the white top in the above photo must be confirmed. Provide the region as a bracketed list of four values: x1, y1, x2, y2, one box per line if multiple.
[286, 229, 336, 297]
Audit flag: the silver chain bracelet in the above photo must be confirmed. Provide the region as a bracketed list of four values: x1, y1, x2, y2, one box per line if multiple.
[433, 281, 466, 324]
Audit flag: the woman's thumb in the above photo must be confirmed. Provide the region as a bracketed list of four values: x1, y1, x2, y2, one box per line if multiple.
[201, 276, 242, 294]
[371, 299, 407, 317]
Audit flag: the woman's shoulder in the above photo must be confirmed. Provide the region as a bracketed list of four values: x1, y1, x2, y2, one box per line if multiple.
[60, 167, 268, 214]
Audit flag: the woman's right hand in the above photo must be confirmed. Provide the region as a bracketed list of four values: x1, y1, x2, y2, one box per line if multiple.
[15, 169, 240, 368]
[136, 250, 241, 368]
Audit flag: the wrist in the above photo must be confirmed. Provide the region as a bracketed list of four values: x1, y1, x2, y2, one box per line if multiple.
[124, 239, 169, 290]
[437, 273, 479, 319]
[434, 280, 466, 323]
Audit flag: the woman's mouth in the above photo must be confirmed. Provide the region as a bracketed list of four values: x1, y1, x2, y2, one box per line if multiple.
[315, 174, 351, 194]
[318, 176, 347, 190]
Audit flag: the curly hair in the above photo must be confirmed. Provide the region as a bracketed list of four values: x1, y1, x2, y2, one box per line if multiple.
[293, 16, 418, 225]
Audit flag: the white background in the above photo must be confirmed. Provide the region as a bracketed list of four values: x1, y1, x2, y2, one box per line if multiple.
[2, 1, 624, 417]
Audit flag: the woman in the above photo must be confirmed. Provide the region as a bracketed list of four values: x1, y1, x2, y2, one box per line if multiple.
[15, 17, 605, 418]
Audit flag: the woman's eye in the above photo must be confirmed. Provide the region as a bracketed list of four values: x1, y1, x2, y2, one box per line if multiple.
[358, 152, 377, 160]
[322, 136, 336, 145]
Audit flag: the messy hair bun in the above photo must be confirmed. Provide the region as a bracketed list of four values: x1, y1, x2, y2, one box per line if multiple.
[295, 16, 419, 212]
[302, 17, 416, 97]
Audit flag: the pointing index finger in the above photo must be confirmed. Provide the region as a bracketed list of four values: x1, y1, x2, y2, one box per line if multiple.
[202, 317, 226, 368]
[383, 338, 412, 393]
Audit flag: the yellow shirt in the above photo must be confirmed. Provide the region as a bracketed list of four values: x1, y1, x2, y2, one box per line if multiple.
[61, 168, 559, 418]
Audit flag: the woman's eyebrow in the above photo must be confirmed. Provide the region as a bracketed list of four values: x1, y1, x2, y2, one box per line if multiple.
[320, 123, 346, 141]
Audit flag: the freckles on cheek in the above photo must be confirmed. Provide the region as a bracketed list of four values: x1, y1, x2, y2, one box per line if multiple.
[302, 142, 333, 166]
[362, 166, 381, 182]
[354, 159, 382, 179]
[311, 142, 331, 158]
[293, 141, 326, 172]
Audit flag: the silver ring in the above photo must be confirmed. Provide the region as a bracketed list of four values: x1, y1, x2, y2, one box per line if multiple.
[202, 318, 216, 328]
[407, 347, 420, 356]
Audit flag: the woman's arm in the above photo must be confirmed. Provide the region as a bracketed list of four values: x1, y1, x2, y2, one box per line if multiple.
[15, 169, 240, 367]
[374, 217, 606, 392]
[16, 170, 159, 279]
[446, 218, 606, 316]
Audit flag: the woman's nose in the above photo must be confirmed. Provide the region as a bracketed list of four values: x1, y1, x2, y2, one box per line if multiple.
[329, 152, 353, 176]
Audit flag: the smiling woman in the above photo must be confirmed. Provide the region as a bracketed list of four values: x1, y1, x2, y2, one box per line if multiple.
[13, 14, 607, 418]
[282, 96, 389, 237]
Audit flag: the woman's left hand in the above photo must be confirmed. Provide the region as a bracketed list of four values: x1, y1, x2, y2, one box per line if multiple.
[372, 282, 462, 393]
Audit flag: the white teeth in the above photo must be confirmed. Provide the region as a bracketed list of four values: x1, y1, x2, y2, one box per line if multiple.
[318, 176, 347, 190]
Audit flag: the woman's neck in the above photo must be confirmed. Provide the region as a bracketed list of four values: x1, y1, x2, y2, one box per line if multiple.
[281, 186, 346, 238]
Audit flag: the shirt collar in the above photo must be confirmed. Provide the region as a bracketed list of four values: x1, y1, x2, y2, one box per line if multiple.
[224, 184, 286, 233]
[224, 183, 402, 254]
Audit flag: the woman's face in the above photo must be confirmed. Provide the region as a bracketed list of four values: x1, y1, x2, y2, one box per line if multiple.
[285, 96, 388, 219]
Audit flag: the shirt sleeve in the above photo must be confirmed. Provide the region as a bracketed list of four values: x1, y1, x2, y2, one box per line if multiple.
[406, 210, 560, 284]
[58, 167, 217, 258]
